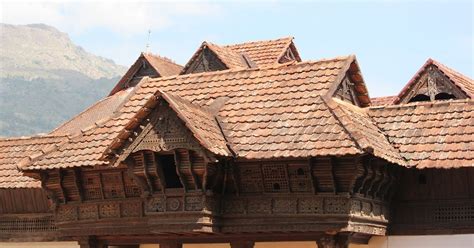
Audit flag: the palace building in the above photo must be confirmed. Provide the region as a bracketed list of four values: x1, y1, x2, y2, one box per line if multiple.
[0, 37, 473, 248]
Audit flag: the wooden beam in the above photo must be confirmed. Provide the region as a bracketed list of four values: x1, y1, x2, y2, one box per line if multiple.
[152, 153, 166, 194]
[230, 241, 255, 248]
[73, 168, 84, 202]
[98, 171, 105, 200]
[58, 169, 67, 203]
[187, 150, 200, 191]
[160, 241, 183, 248]
[142, 151, 155, 194]
[173, 149, 188, 192]
[330, 157, 337, 194]
[308, 158, 317, 194]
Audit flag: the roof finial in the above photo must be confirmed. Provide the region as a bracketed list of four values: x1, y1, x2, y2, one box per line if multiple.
[145, 29, 151, 54]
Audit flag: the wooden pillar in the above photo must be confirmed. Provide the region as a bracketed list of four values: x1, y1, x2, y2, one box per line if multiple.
[78, 236, 105, 248]
[160, 241, 183, 248]
[316, 234, 350, 248]
[108, 246, 140, 248]
[230, 241, 255, 248]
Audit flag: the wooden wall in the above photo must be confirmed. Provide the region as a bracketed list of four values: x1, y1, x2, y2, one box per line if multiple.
[0, 188, 50, 214]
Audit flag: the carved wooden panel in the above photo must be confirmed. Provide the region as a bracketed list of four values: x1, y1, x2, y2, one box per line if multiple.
[238, 163, 263, 193]
[288, 162, 312, 192]
[334, 75, 361, 106]
[0, 215, 57, 233]
[82, 172, 102, 200]
[262, 164, 289, 192]
[183, 47, 228, 74]
[102, 172, 125, 199]
[401, 65, 467, 103]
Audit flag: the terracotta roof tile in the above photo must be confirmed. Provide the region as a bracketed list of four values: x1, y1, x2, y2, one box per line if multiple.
[370, 96, 396, 106]
[369, 99, 474, 168]
[21, 55, 363, 170]
[224, 37, 299, 67]
[327, 98, 406, 165]
[143, 53, 183, 77]
[0, 135, 68, 188]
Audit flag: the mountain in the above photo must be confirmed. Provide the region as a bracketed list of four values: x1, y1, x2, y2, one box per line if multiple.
[0, 24, 127, 137]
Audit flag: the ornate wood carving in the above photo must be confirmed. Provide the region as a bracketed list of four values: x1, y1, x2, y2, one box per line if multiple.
[401, 65, 467, 103]
[334, 75, 361, 106]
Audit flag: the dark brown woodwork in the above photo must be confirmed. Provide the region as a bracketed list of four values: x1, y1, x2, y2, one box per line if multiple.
[160, 241, 183, 248]
[230, 241, 255, 248]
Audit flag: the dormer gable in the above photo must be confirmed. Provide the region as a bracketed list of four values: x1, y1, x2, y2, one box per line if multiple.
[395, 59, 473, 104]
[180, 42, 253, 75]
[327, 56, 371, 107]
[109, 53, 183, 96]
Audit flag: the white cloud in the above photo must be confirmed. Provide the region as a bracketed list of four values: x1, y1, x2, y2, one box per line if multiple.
[1, 1, 223, 35]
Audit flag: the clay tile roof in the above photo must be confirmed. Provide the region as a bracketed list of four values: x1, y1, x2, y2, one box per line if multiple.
[395, 59, 474, 103]
[369, 99, 474, 168]
[327, 98, 406, 165]
[159, 91, 231, 156]
[142, 53, 183, 77]
[21, 55, 362, 170]
[51, 88, 133, 136]
[370, 96, 397, 106]
[0, 135, 68, 188]
[109, 53, 183, 96]
[205, 42, 248, 69]
[224, 36, 300, 67]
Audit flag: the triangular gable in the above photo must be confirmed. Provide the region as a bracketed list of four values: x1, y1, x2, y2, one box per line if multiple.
[394, 59, 472, 104]
[326, 55, 371, 107]
[110, 90, 231, 166]
[109, 53, 182, 96]
[277, 39, 302, 63]
[180, 42, 250, 75]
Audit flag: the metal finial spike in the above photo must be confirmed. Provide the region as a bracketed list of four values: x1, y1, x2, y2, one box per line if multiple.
[145, 29, 151, 54]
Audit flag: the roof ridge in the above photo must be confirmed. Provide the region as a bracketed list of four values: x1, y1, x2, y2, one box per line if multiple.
[0, 134, 68, 142]
[155, 55, 353, 82]
[223, 36, 293, 48]
[142, 52, 182, 67]
[320, 96, 364, 153]
[369, 98, 473, 110]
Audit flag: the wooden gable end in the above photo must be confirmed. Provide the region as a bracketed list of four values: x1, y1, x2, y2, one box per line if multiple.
[333, 74, 362, 106]
[109, 55, 160, 96]
[182, 47, 228, 74]
[398, 64, 468, 103]
[278, 42, 301, 63]
[115, 100, 217, 193]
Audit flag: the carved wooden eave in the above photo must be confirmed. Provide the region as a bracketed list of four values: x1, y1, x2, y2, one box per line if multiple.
[325, 55, 371, 107]
[107, 89, 232, 168]
[395, 59, 471, 104]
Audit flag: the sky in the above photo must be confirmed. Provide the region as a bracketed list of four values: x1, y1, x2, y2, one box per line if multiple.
[1, 0, 473, 97]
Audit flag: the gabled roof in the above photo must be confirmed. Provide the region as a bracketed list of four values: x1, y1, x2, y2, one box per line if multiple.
[327, 98, 406, 165]
[224, 36, 301, 67]
[109, 53, 183, 95]
[181, 37, 301, 74]
[111, 89, 231, 163]
[394, 58, 473, 104]
[369, 99, 474, 168]
[180, 42, 249, 74]
[20, 55, 372, 170]
[0, 135, 68, 188]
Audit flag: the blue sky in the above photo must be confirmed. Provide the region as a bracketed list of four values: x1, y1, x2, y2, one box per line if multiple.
[2, 0, 473, 97]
